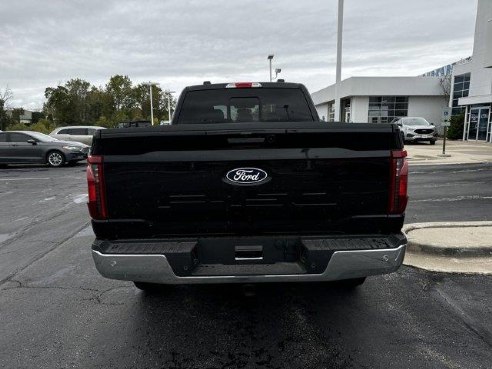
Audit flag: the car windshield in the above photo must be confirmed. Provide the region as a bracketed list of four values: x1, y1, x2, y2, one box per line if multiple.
[400, 117, 431, 126]
[26, 132, 60, 142]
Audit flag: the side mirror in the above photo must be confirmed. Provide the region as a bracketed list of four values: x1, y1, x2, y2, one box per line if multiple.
[27, 139, 37, 145]
[430, 122, 435, 126]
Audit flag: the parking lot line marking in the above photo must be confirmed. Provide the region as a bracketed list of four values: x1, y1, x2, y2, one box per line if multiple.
[0, 178, 51, 181]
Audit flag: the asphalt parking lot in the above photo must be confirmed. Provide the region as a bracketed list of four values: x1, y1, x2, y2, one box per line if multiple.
[0, 163, 491, 369]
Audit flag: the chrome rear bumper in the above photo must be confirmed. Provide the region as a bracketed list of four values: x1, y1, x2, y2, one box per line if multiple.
[92, 244, 406, 284]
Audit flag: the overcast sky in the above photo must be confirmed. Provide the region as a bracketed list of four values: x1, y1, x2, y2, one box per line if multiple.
[0, 0, 478, 110]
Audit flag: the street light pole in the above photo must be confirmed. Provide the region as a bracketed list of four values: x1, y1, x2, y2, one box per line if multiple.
[166, 90, 176, 122]
[149, 85, 154, 125]
[144, 82, 160, 126]
[268, 54, 274, 82]
[334, 0, 344, 122]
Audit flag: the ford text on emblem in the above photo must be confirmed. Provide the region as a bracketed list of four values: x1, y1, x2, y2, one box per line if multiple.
[224, 168, 270, 186]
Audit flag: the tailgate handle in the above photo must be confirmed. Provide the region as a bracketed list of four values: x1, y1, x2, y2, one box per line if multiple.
[235, 245, 263, 261]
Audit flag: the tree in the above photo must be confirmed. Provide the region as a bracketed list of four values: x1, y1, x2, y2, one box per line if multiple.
[10, 108, 25, 124]
[44, 85, 72, 124]
[439, 74, 452, 105]
[106, 75, 135, 112]
[87, 86, 113, 123]
[44, 79, 93, 125]
[66, 78, 91, 123]
[0, 87, 13, 130]
[133, 83, 164, 121]
[32, 112, 45, 124]
[42, 76, 172, 127]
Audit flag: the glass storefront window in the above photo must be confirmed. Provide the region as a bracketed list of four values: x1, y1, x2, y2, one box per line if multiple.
[465, 104, 491, 141]
[368, 96, 408, 123]
[452, 73, 470, 116]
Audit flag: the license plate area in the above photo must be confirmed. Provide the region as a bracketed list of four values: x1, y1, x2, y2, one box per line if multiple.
[192, 238, 307, 276]
[195, 237, 301, 266]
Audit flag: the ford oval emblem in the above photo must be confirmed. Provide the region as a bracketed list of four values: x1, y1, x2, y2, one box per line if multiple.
[224, 168, 270, 186]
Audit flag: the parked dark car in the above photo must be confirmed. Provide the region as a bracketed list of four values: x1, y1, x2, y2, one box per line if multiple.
[0, 131, 89, 167]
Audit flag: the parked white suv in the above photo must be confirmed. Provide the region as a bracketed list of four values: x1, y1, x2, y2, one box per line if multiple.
[391, 117, 437, 145]
[50, 126, 105, 145]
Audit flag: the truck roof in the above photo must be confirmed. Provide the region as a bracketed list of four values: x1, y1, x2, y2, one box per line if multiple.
[184, 82, 305, 92]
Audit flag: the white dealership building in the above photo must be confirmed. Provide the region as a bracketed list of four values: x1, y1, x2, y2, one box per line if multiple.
[311, 77, 447, 126]
[311, 0, 492, 143]
[451, 0, 492, 143]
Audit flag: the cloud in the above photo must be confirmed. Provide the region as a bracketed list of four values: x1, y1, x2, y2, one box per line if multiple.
[0, 0, 477, 110]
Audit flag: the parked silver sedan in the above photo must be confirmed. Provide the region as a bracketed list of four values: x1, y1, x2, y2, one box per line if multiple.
[0, 131, 89, 167]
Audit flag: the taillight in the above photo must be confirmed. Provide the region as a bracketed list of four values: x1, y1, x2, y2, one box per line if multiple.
[388, 150, 408, 214]
[87, 155, 107, 220]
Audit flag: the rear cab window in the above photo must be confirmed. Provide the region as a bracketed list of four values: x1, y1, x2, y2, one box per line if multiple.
[176, 87, 316, 124]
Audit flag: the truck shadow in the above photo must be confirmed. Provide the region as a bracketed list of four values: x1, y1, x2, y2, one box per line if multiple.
[126, 282, 369, 368]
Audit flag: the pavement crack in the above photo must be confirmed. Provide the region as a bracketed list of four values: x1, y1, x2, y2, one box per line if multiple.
[1, 280, 101, 293]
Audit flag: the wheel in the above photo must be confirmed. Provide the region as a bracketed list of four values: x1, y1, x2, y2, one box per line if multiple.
[46, 151, 65, 167]
[133, 281, 168, 293]
[335, 277, 366, 288]
[430, 140, 436, 145]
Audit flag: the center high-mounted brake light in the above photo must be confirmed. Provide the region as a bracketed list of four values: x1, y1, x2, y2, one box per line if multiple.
[225, 82, 262, 89]
[87, 155, 107, 220]
[388, 150, 409, 214]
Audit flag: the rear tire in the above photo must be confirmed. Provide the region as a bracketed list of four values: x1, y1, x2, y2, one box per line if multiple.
[430, 140, 436, 145]
[336, 277, 366, 288]
[47, 150, 65, 167]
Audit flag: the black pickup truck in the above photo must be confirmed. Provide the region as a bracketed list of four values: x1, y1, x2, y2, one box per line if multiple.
[88, 82, 408, 291]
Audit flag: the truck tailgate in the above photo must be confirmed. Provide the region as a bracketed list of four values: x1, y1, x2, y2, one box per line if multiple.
[91, 123, 403, 238]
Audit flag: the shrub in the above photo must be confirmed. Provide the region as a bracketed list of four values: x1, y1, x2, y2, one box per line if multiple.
[447, 113, 464, 140]
[30, 119, 56, 134]
[7, 119, 56, 134]
[7, 122, 28, 131]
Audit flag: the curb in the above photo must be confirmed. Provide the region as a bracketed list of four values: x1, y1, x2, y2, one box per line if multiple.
[403, 222, 492, 257]
[407, 160, 490, 166]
